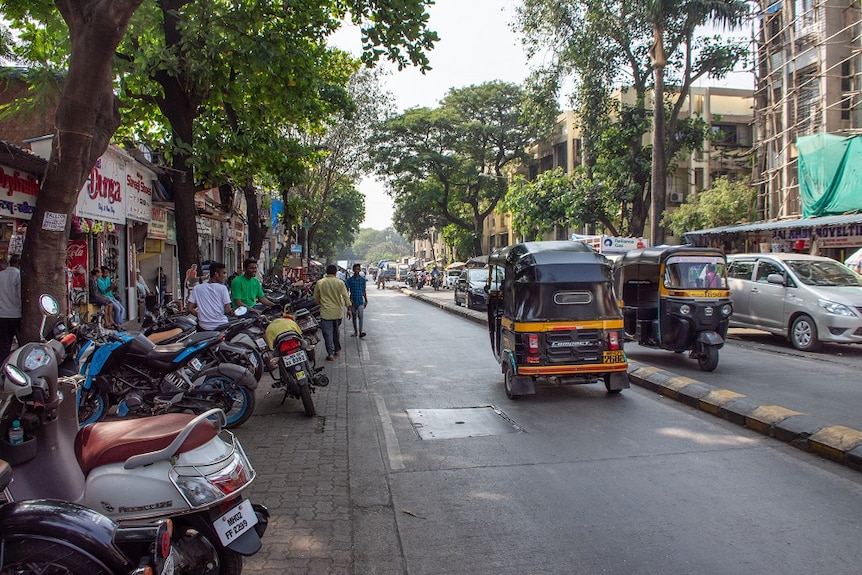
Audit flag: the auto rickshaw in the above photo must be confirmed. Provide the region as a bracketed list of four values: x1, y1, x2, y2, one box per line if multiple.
[486, 241, 630, 399]
[613, 246, 732, 371]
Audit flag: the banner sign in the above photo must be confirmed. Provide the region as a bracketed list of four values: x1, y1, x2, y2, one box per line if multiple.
[771, 224, 862, 248]
[0, 165, 39, 220]
[125, 166, 155, 223]
[76, 149, 126, 224]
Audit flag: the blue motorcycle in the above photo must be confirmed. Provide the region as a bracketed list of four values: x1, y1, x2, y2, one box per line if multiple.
[76, 329, 257, 428]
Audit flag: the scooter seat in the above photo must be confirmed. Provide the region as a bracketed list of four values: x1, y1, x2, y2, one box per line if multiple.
[74, 413, 218, 476]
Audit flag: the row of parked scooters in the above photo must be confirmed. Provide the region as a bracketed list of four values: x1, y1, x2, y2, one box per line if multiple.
[0, 287, 326, 574]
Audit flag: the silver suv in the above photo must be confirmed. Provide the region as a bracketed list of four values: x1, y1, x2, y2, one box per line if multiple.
[726, 253, 862, 351]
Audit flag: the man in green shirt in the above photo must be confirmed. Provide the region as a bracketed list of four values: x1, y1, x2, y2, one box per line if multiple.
[231, 258, 275, 310]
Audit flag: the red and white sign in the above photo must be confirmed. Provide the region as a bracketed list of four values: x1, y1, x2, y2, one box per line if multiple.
[66, 240, 88, 289]
[76, 149, 126, 224]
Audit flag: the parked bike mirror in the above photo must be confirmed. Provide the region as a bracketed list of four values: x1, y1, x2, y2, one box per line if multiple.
[39, 294, 59, 316]
[235, 306, 248, 316]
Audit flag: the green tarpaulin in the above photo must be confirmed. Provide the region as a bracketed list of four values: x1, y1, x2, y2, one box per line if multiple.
[797, 133, 862, 217]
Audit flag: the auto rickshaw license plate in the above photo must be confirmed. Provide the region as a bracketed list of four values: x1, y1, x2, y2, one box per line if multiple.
[602, 350, 626, 364]
[283, 350, 308, 367]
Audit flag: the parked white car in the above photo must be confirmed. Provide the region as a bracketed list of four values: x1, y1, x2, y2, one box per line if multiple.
[726, 253, 862, 351]
[445, 270, 461, 289]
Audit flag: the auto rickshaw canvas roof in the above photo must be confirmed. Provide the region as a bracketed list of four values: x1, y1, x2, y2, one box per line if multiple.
[617, 245, 726, 267]
[490, 241, 612, 282]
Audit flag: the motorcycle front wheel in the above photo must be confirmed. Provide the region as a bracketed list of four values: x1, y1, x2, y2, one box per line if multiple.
[78, 390, 110, 426]
[196, 376, 256, 428]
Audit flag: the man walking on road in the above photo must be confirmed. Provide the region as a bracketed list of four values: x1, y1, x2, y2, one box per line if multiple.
[314, 264, 351, 361]
[345, 263, 368, 337]
[0, 255, 21, 360]
[187, 261, 232, 330]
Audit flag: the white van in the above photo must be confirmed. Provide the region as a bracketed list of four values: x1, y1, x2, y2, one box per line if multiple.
[726, 253, 862, 351]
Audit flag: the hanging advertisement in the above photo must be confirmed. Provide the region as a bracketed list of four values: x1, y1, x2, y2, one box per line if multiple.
[76, 149, 126, 224]
[0, 164, 39, 220]
[125, 165, 155, 223]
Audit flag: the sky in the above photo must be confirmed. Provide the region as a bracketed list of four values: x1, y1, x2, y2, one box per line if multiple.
[331, 1, 755, 231]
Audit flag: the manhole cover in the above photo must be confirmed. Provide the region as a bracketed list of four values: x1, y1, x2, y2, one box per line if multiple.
[406, 406, 523, 440]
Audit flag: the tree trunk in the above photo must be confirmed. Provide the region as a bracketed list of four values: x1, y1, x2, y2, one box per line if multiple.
[244, 180, 266, 261]
[650, 29, 668, 246]
[19, 0, 141, 343]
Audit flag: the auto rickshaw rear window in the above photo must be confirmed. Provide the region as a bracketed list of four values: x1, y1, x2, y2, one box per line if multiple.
[554, 291, 593, 305]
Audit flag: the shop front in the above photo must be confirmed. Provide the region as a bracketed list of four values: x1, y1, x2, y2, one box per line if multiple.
[684, 213, 862, 263]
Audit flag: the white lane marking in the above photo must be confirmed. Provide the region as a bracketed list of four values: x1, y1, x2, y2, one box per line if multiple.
[373, 394, 405, 470]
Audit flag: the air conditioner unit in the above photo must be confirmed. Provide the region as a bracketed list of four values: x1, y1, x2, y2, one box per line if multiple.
[669, 192, 684, 204]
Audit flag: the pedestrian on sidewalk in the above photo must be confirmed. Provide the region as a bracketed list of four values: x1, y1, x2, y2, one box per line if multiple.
[0, 255, 21, 360]
[345, 263, 368, 338]
[314, 264, 351, 361]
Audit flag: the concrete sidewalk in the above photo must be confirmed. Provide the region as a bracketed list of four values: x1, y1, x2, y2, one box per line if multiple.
[398, 286, 862, 473]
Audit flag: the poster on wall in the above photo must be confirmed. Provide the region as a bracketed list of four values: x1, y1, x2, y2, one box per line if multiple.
[76, 148, 127, 224]
[67, 240, 88, 305]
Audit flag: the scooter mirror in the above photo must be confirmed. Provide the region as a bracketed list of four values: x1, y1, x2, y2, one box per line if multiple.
[235, 306, 248, 316]
[39, 294, 59, 316]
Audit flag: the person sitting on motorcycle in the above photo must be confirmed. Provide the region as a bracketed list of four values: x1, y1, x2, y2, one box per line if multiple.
[264, 308, 304, 350]
[187, 261, 232, 330]
[430, 267, 441, 286]
[231, 258, 276, 313]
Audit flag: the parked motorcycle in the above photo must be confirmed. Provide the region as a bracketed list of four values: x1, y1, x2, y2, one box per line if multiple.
[0, 298, 268, 574]
[0, 475, 174, 575]
[265, 308, 328, 417]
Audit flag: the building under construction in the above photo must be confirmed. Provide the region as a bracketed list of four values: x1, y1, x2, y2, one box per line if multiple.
[755, 0, 862, 220]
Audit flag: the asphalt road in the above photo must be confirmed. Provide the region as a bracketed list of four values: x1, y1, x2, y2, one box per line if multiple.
[239, 285, 862, 574]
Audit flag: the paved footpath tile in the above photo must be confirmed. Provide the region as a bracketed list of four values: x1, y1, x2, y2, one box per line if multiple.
[237, 352, 353, 574]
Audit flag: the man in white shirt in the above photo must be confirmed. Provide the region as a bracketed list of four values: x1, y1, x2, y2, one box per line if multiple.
[0, 255, 21, 360]
[188, 261, 232, 330]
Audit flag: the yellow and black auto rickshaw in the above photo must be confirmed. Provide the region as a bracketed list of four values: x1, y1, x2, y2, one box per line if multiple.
[613, 246, 732, 371]
[486, 241, 630, 399]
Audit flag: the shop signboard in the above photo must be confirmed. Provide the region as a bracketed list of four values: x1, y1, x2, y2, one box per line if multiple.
[771, 224, 862, 249]
[166, 211, 177, 243]
[125, 165, 155, 223]
[0, 164, 39, 220]
[76, 149, 126, 224]
[148, 207, 167, 239]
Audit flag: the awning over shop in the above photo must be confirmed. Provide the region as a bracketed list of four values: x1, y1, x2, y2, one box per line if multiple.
[684, 213, 862, 248]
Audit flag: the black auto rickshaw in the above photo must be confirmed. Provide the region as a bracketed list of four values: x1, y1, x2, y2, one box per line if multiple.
[486, 241, 630, 399]
[613, 246, 732, 371]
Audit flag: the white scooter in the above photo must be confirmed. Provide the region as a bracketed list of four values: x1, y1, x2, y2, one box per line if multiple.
[0, 295, 268, 575]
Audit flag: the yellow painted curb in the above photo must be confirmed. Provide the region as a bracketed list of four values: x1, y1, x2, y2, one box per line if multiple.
[745, 405, 804, 434]
[808, 426, 862, 462]
[698, 389, 746, 415]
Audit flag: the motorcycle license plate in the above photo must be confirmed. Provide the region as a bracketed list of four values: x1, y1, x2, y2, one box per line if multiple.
[255, 337, 266, 350]
[283, 350, 308, 367]
[213, 498, 258, 547]
[190, 357, 203, 371]
[247, 353, 259, 368]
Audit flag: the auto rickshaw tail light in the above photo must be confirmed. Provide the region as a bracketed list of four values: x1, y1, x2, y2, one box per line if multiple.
[608, 331, 620, 351]
[527, 334, 540, 353]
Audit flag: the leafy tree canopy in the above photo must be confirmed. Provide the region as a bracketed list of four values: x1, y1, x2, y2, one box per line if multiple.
[661, 176, 756, 237]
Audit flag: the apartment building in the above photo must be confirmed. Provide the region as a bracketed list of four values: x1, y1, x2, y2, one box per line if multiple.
[755, 0, 862, 219]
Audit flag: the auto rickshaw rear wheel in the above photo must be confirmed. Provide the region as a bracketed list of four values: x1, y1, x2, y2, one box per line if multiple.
[603, 375, 622, 394]
[503, 364, 519, 400]
[697, 344, 719, 372]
